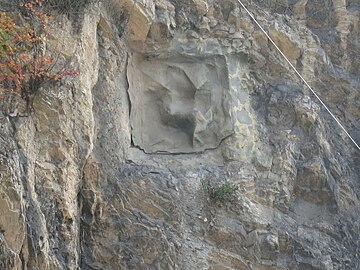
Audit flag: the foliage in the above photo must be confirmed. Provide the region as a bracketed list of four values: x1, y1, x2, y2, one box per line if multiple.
[0, 0, 77, 112]
[202, 180, 238, 204]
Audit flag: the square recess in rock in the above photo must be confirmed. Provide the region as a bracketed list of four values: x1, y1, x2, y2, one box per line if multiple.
[127, 53, 233, 154]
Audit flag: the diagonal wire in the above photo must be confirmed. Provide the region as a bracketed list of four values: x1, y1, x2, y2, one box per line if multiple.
[236, 0, 360, 151]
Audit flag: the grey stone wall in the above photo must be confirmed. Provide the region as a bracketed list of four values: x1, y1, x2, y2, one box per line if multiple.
[0, 0, 359, 269]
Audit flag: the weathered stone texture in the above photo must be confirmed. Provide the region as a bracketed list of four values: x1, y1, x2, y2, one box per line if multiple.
[0, 0, 359, 269]
[128, 53, 232, 153]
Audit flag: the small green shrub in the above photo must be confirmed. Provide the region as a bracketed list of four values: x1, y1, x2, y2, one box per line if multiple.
[202, 180, 238, 204]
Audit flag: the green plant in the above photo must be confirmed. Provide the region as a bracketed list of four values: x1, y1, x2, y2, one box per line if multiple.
[202, 180, 238, 204]
[0, 0, 77, 113]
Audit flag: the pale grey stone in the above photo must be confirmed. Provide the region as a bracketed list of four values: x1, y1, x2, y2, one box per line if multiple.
[236, 110, 252, 124]
[128, 53, 233, 153]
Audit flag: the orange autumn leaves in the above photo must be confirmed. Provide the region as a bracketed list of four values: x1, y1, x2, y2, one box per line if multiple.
[0, 0, 77, 109]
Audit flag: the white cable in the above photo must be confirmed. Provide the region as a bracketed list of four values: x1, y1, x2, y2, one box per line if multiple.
[236, 0, 360, 151]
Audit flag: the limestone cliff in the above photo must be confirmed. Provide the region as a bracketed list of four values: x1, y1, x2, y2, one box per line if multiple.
[0, 0, 359, 269]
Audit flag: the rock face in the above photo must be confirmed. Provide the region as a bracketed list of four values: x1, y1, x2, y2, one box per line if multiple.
[0, 0, 359, 269]
[128, 53, 232, 153]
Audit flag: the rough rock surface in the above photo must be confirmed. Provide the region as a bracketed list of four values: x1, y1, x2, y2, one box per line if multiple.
[128, 53, 232, 153]
[0, 0, 359, 269]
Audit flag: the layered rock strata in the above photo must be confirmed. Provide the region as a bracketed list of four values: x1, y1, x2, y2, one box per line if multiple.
[0, 0, 359, 269]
